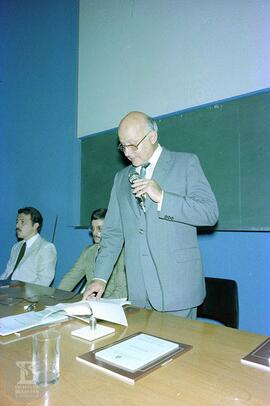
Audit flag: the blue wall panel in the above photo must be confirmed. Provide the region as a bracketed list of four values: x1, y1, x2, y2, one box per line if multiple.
[0, 0, 89, 287]
[199, 232, 270, 335]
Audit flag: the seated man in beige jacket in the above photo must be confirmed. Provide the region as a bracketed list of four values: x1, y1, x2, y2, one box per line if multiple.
[58, 208, 127, 298]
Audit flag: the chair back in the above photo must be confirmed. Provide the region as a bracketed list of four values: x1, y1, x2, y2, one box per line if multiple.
[197, 277, 239, 328]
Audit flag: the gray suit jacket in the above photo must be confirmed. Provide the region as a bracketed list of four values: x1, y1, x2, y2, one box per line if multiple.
[95, 148, 219, 311]
[1, 235, 57, 286]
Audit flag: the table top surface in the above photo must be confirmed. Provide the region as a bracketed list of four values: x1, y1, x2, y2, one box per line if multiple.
[0, 281, 269, 406]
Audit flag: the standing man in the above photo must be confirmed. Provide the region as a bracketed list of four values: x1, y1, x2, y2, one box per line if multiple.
[0, 207, 57, 286]
[58, 208, 127, 298]
[84, 111, 218, 318]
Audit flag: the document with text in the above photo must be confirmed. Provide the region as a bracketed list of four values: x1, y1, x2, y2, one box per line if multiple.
[95, 333, 179, 372]
[0, 309, 68, 336]
[77, 332, 192, 384]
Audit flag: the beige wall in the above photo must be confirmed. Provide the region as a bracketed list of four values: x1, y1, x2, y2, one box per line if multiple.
[78, 0, 270, 137]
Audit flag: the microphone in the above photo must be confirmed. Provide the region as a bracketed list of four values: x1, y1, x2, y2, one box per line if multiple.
[128, 171, 146, 212]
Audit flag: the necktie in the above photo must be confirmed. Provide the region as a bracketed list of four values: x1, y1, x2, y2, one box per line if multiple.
[137, 162, 150, 212]
[7, 242, 26, 280]
[140, 162, 150, 178]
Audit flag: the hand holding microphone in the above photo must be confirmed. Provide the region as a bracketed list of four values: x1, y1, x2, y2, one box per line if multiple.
[128, 171, 163, 210]
[129, 172, 146, 212]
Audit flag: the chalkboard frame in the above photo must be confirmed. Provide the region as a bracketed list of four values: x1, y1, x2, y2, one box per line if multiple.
[80, 89, 270, 231]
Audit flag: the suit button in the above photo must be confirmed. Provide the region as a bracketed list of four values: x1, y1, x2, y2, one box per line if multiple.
[139, 228, 144, 234]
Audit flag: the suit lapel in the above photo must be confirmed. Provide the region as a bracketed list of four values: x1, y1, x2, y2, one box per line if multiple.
[20, 236, 41, 264]
[152, 148, 172, 186]
[145, 148, 172, 212]
[11, 241, 25, 270]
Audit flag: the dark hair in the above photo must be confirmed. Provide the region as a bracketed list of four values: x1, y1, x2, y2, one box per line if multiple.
[18, 207, 43, 233]
[90, 208, 107, 222]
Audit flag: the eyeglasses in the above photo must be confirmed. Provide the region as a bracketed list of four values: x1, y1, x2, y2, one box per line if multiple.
[118, 130, 151, 153]
[89, 225, 102, 233]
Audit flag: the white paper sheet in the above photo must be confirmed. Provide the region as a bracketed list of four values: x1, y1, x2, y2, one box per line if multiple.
[88, 299, 128, 326]
[0, 309, 68, 336]
[44, 299, 129, 326]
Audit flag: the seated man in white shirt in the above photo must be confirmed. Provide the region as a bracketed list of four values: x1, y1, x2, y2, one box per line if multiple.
[0, 207, 57, 286]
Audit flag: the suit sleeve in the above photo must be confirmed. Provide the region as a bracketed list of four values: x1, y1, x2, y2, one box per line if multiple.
[58, 247, 90, 291]
[33, 243, 57, 286]
[159, 154, 219, 226]
[0, 244, 17, 279]
[95, 174, 124, 282]
[103, 249, 127, 299]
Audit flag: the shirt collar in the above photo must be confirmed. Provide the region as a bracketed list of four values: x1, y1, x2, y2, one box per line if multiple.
[134, 144, 163, 174]
[25, 233, 39, 248]
[148, 144, 162, 167]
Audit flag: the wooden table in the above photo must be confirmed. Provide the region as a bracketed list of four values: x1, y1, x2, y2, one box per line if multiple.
[0, 282, 269, 406]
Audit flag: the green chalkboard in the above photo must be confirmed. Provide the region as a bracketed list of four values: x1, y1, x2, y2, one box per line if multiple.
[80, 90, 270, 230]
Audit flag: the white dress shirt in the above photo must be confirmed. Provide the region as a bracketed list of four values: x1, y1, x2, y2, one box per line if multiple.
[25, 233, 39, 249]
[136, 144, 164, 209]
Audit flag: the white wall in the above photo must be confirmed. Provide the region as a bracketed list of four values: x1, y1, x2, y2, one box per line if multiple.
[77, 0, 270, 137]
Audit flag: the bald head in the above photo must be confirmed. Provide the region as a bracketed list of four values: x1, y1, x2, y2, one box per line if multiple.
[119, 111, 157, 134]
[118, 111, 158, 166]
